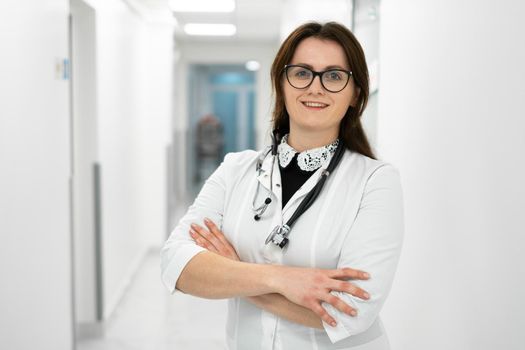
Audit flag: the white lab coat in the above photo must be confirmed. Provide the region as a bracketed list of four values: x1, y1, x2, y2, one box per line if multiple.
[161, 147, 404, 350]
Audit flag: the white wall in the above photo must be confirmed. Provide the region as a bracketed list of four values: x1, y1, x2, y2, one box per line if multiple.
[71, 0, 99, 327]
[353, 0, 380, 153]
[78, 0, 173, 322]
[377, 1, 525, 349]
[0, 1, 73, 349]
[280, 0, 353, 41]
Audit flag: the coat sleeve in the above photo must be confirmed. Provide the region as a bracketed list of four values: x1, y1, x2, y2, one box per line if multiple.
[160, 152, 237, 294]
[322, 164, 405, 343]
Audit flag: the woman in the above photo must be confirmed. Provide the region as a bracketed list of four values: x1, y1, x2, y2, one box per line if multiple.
[161, 21, 404, 350]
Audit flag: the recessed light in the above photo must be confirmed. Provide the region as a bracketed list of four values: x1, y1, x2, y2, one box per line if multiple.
[245, 61, 260, 71]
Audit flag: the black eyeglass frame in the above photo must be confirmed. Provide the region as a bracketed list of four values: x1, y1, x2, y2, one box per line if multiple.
[283, 64, 353, 93]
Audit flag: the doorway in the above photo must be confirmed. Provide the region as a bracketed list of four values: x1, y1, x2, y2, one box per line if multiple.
[187, 64, 256, 197]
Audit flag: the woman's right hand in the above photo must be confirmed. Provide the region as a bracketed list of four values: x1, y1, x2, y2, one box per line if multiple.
[271, 265, 371, 327]
[189, 218, 240, 261]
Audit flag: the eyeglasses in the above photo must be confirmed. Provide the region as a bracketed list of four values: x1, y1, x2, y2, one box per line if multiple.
[283, 64, 353, 93]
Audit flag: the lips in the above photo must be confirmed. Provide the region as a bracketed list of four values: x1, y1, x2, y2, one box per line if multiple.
[301, 101, 329, 108]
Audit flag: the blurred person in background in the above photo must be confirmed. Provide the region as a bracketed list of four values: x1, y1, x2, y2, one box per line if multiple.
[161, 21, 404, 350]
[195, 113, 224, 183]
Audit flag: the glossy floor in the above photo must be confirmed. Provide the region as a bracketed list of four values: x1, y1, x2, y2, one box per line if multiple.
[77, 249, 228, 350]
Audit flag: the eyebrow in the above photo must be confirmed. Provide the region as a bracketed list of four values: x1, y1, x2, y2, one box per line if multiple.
[293, 63, 349, 71]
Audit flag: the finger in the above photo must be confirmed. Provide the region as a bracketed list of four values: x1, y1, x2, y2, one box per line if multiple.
[321, 293, 357, 317]
[328, 267, 370, 280]
[311, 302, 338, 327]
[191, 224, 221, 250]
[190, 228, 218, 252]
[190, 225, 212, 244]
[203, 218, 230, 245]
[191, 232, 219, 254]
[331, 281, 370, 300]
[203, 218, 220, 235]
[192, 223, 234, 258]
[203, 218, 237, 255]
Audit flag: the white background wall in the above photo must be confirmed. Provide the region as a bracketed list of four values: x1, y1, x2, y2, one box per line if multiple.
[377, 1, 525, 348]
[0, 0, 174, 345]
[280, 0, 353, 41]
[71, 0, 99, 326]
[353, 0, 380, 152]
[0, 1, 73, 349]
[82, 0, 174, 321]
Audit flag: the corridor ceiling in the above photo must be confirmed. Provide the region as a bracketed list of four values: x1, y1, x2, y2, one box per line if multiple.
[128, 0, 283, 42]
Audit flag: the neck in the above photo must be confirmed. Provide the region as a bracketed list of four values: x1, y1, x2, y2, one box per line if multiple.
[286, 128, 339, 152]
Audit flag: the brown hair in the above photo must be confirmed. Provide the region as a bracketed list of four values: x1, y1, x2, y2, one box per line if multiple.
[270, 21, 376, 159]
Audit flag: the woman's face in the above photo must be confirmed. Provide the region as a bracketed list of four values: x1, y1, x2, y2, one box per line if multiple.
[283, 37, 358, 138]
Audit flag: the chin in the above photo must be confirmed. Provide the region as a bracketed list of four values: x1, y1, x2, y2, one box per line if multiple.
[294, 121, 333, 133]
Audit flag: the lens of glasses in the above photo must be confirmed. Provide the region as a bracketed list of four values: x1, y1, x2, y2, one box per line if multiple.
[285, 66, 350, 93]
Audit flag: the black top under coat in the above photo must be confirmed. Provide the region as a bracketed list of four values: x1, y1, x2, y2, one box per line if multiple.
[279, 153, 317, 208]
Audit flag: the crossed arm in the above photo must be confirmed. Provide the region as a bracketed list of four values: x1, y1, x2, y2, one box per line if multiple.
[161, 154, 403, 340]
[182, 218, 370, 328]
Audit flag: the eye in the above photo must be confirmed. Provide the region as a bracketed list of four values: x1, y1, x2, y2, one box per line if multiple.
[293, 68, 312, 79]
[325, 70, 344, 81]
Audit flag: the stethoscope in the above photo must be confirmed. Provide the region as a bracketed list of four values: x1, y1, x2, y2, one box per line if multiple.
[251, 131, 346, 249]
[252, 145, 276, 221]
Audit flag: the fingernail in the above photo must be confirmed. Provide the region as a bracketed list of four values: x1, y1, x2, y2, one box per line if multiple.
[190, 223, 197, 229]
[350, 310, 357, 316]
[330, 321, 337, 327]
[363, 272, 370, 279]
[363, 292, 370, 299]
[204, 217, 211, 223]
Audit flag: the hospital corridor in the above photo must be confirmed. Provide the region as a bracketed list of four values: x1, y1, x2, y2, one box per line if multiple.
[1, 0, 525, 349]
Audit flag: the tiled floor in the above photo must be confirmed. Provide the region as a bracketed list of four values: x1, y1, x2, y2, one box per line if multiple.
[77, 249, 228, 350]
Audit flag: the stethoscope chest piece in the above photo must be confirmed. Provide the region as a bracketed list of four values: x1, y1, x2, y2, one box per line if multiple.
[265, 224, 291, 249]
[256, 133, 345, 251]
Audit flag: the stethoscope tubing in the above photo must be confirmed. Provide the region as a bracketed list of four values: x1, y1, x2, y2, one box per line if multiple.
[251, 138, 346, 248]
[252, 146, 275, 219]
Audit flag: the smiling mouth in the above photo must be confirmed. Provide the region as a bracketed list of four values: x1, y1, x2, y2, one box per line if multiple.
[302, 101, 329, 109]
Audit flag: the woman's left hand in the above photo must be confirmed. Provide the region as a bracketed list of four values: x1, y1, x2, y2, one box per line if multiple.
[189, 218, 240, 261]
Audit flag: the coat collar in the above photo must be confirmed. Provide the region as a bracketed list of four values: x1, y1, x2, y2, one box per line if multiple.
[255, 143, 338, 214]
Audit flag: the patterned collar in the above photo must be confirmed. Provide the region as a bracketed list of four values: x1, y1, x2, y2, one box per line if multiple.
[277, 134, 340, 172]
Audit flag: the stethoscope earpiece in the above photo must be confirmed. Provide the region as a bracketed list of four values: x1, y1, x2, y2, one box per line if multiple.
[252, 142, 277, 223]
[253, 196, 272, 221]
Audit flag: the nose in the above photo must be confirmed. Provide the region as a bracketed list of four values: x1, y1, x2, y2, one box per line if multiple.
[307, 74, 325, 94]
